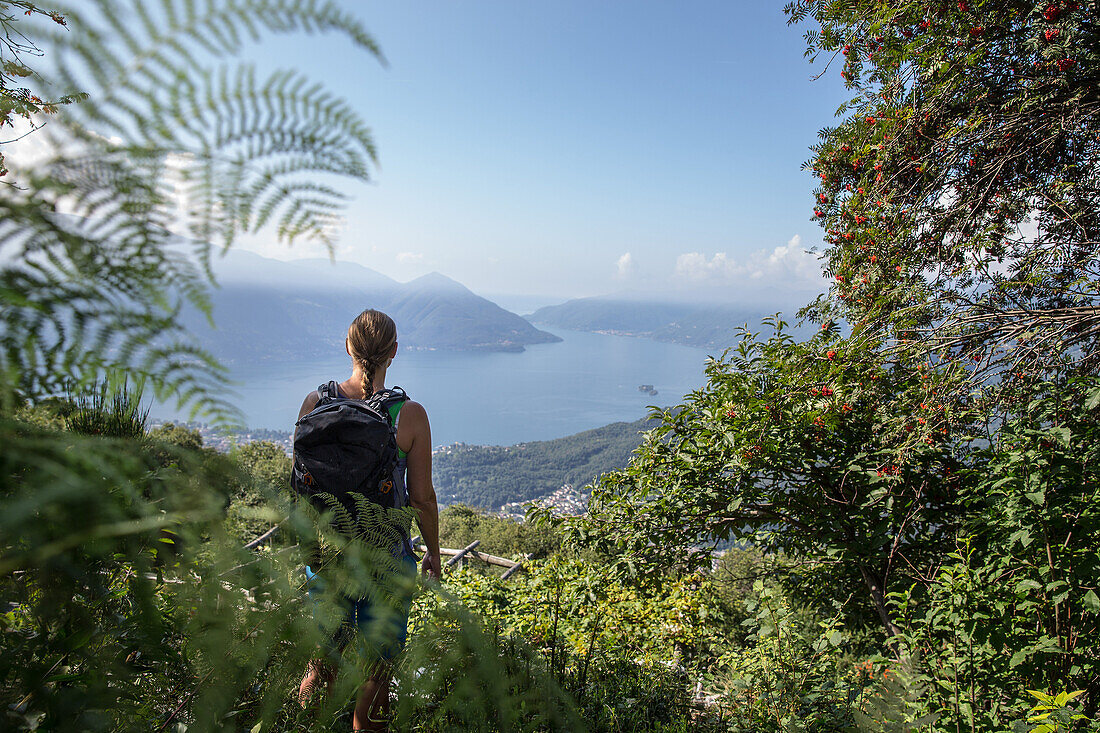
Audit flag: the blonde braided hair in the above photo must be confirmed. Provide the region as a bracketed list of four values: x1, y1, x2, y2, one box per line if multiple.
[347, 309, 397, 398]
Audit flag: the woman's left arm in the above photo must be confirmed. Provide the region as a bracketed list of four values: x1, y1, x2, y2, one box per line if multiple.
[402, 401, 441, 581]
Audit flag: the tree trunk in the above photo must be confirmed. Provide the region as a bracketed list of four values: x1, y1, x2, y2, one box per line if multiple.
[859, 563, 904, 644]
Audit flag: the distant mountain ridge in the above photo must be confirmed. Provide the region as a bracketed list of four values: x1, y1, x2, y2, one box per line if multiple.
[528, 296, 779, 349]
[179, 251, 560, 363]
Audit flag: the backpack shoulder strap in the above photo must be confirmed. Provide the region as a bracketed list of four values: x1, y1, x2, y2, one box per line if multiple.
[386, 389, 408, 425]
[367, 386, 408, 426]
[316, 381, 340, 404]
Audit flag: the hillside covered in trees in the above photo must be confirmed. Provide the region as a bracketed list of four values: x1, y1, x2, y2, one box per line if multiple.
[432, 417, 654, 509]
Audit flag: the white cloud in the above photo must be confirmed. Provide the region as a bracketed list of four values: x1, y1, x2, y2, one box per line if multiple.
[615, 252, 634, 278]
[674, 235, 824, 291]
[1016, 219, 1039, 243]
[2, 121, 57, 171]
[396, 251, 425, 264]
[675, 251, 727, 280]
[5, 122, 127, 175]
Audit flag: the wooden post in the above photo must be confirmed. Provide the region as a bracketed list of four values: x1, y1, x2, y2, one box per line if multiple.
[501, 553, 534, 580]
[445, 540, 481, 570]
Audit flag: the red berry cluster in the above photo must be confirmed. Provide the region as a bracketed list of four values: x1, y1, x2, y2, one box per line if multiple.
[1040, 0, 1082, 75]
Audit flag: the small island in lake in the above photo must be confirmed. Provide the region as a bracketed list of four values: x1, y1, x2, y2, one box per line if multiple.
[638, 384, 658, 396]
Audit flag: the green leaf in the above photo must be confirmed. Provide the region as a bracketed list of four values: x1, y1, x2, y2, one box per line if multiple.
[1008, 528, 1033, 548]
[1084, 590, 1100, 613]
[1010, 649, 1028, 668]
[1049, 427, 1072, 446]
[1015, 579, 1042, 593]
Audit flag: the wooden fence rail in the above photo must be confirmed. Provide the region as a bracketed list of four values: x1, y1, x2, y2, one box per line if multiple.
[424, 544, 527, 575]
[244, 529, 530, 578]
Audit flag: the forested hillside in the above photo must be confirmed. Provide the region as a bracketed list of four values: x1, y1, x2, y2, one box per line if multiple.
[433, 417, 654, 509]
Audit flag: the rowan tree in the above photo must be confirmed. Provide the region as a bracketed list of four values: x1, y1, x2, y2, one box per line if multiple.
[788, 0, 1100, 392]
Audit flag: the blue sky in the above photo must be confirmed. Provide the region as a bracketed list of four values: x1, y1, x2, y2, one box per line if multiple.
[233, 2, 848, 304]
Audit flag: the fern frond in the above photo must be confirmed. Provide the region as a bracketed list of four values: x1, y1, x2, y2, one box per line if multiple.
[1, 0, 382, 420]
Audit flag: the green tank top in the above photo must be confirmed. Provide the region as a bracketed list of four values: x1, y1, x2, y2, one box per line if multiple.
[388, 400, 407, 459]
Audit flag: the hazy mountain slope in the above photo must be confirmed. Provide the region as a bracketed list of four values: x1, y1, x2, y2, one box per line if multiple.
[211, 250, 402, 295]
[178, 251, 560, 363]
[528, 298, 691, 333]
[389, 273, 562, 352]
[528, 297, 771, 348]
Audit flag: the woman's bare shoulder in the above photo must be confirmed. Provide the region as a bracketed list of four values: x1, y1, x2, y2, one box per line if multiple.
[395, 399, 430, 455]
[297, 390, 321, 420]
[399, 399, 429, 424]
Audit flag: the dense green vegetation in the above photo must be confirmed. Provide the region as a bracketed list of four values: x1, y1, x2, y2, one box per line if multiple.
[3, 0, 1100, 731]
[437, 505, 562, 561]
[432, 417, 654, 509]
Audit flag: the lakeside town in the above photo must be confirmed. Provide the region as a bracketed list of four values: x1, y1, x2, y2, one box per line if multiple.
[499, 483, 588, 519]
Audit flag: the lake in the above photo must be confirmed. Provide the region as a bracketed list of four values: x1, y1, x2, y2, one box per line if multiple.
[153, 328, 715, 446]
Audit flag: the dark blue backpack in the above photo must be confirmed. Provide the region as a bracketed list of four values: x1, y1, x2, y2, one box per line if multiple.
[291, 382, 408, 530]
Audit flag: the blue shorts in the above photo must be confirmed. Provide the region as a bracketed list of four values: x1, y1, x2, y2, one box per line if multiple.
[305, 555, 418, 663]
